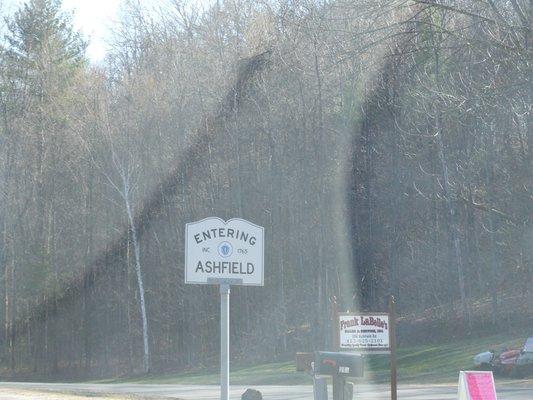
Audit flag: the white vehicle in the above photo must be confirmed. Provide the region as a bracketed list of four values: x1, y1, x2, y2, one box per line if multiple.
[473, 351, 494, 368]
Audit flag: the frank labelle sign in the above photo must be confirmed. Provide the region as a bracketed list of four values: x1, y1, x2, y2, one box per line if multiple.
[185, 217, 264, 286]
[339, 313, 390, 352]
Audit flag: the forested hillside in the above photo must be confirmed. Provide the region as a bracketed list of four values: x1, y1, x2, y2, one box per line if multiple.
[0, 0, 531, 378]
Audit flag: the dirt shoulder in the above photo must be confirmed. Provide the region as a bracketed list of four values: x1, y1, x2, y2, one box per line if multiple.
[0, 388, 151, 400]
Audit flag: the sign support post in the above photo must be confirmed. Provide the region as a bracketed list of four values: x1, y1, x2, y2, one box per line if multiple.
[220, 283, 230, 400]
[389, 296, 397, 400]
[331, 296, 340, 351]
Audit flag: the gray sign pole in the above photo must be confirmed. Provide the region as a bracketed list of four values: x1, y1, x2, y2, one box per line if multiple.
[220, 283, 230, 400]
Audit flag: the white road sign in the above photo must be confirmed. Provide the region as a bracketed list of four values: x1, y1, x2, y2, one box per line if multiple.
[185, 217, 264, 286]
[339, 313, 390, 352]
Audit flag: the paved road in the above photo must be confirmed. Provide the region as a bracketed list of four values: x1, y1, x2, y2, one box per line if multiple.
[0, 382, 532, 399]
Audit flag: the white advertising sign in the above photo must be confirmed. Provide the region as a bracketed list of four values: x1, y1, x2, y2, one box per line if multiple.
[185, 217, 264, 286]
[339, 313, 390, 352]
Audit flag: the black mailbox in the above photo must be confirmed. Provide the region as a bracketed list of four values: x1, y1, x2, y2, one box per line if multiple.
[314, 351, 364, 377]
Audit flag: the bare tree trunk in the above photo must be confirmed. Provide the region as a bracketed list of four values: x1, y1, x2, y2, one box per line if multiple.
[7, 238, 16, 373]
[313, 36, 329, 347]
[83, 171, 94, 371]
[483, 123, 499, 323]
[431, 13, 468, 323]
[123, 183, 150, 374]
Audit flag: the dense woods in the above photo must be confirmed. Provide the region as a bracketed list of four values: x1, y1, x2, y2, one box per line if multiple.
[0, 0, 531, 378]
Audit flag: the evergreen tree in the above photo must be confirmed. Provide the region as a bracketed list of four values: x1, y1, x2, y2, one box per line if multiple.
[0, 0, 87, 373]
[4, 0, 87, 92]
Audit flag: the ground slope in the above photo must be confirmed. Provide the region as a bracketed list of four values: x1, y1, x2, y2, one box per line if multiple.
[103, 331, 530, 385]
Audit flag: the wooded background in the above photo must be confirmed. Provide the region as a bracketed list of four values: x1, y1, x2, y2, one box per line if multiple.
[0, 0, 531, 378]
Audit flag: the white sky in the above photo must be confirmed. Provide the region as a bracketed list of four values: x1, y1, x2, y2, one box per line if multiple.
[2, 0, 131, 62]
[63, 0, 122, 61]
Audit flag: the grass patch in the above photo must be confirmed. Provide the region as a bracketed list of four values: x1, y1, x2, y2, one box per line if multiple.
[100, 331, 530, 385]
[95, 361, 311, 385]
[364, 332, 527, 383]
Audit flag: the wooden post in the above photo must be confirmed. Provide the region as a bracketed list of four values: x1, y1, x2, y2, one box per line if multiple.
[389, 295, 398, 400]
[331, 296, 340, 351]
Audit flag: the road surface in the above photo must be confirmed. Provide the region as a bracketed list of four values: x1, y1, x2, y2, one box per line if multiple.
[0, 382, 532, 399]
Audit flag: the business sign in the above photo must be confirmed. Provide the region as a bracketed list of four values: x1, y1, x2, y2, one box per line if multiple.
[458, 371, 497, 400]
[185, 217, 264, 286]
[338, 313, 390, 352]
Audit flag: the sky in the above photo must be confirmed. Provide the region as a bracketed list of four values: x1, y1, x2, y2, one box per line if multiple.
[3, 0, 125, 61]
[62, 0, 122, 61]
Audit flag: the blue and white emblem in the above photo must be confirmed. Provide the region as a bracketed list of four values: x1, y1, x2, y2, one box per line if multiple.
[217, 241, 233, 258]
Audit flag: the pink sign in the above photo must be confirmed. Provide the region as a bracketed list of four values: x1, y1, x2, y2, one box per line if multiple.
[466, 372, 497, 400]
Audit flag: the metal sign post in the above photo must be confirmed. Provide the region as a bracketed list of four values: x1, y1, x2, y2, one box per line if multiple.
[185, 217, 264, 400]
[220, 283, 230, 400]
[209, 277, 241, 400]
